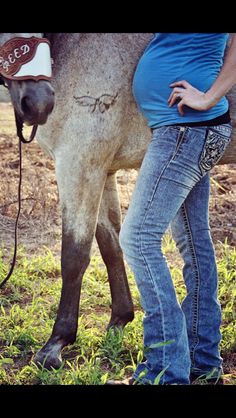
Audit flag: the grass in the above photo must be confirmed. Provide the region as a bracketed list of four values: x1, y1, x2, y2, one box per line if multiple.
[0, 235, 236, 385]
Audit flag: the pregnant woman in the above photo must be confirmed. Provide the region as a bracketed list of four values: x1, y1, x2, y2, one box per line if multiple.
[110, 33, 236, 385]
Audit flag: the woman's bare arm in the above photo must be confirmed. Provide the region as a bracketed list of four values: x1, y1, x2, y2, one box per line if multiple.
[168, 34, 236, 116]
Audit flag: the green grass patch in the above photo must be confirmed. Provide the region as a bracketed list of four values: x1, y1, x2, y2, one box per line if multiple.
[0, 236, 236, 384]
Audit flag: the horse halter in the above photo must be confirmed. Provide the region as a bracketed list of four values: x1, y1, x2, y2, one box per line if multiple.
[0, 36, 53, 142]
[0, 36, 52, 82]
[0, 36, 53, 289]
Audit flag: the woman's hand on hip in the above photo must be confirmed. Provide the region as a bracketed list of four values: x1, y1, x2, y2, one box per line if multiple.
[168, 80, 214, 115]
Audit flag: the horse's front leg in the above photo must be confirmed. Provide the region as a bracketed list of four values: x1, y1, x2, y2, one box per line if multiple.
[34, 157, 107, 369]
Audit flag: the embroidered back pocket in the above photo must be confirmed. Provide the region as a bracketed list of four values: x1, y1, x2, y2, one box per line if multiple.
[199, 127, 232, 175]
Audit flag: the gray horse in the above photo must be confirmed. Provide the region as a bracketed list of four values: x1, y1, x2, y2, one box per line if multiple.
[1, 32, 236, 369]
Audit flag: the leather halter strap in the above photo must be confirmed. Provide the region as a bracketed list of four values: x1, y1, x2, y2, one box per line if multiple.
[0, 36, 52, 81]
[0, 35, 52, 288]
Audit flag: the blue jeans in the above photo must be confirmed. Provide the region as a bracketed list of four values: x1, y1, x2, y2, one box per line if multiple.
[120, 123, 232, 384]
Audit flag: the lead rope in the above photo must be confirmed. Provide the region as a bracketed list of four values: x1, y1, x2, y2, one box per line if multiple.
[0, 110, 37, 289]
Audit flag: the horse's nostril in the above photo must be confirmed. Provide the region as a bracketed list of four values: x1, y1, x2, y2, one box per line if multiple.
[21, 96, 32, 115]
[21, 92, 54, 121]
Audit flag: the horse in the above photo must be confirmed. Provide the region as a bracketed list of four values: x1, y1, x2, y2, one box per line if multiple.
[1, 33, 236, 370]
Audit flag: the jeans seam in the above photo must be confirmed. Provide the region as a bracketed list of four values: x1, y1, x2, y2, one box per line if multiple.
[138, 248, 166, 381]
[137, 160, 173, 383]
[172, 127, 188, 160]
[133, 129, 190, 384]
[147, 132, 186, 206]
[181, 203, 201, 367]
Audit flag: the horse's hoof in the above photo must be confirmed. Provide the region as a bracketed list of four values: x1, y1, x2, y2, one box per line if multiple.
[33, 350, 62, 370]
[107, 311, 134, 329]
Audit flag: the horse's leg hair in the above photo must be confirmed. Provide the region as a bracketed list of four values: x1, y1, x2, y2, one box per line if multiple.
[96, 173, 134, 328]
[34, 156, 108, 369]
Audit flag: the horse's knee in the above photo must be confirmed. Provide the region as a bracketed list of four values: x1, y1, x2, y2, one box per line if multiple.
[61, 229, 91, 281]
[96, 223, 122, 263]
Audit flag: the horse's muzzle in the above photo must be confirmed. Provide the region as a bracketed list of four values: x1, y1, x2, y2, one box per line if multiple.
[20, 81, 55, 125]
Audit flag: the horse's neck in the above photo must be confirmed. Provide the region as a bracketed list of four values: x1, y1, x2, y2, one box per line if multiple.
[49, 33, 153, 68]
[47, 33, 153, 97]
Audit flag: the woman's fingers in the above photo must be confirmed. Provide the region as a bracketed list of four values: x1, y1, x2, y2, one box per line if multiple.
[168, 88, 185, 107]
[168, 80, 208, 114]
[169, 80, 190, 89]
[177, 100, 185, 116]
[169, 95, 185, 115]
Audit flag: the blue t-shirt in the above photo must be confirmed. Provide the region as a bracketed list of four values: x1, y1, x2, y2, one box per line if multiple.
[132, 33, 229, 128]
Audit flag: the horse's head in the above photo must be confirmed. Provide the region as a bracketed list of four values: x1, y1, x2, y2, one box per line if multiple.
[0, 33, 55, 126]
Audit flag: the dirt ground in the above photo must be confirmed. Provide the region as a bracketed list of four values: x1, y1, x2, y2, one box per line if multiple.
[1, 102, 236, 259]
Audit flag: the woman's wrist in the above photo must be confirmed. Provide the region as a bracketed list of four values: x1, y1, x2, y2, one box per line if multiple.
[203, 91, 220, 109]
